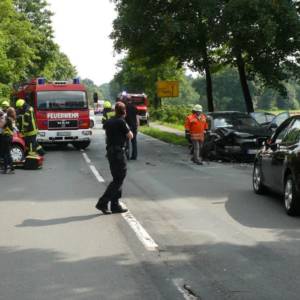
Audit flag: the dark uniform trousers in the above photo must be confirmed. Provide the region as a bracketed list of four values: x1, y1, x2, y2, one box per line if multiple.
[25, 135, 38, 153]
[126, 127, 137, 159]
[2, 135, 13, 170]
[97, 147, 127, 209]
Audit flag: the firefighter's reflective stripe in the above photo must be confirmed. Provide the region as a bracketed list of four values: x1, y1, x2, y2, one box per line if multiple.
[23, 107, 38, 137]
[189, 114, 208, 141]
[3, 126, 13, 136]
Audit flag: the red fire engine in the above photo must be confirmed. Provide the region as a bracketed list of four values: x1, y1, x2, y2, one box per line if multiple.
[117, 93, 149, 125]
[14, 78, 92, 149]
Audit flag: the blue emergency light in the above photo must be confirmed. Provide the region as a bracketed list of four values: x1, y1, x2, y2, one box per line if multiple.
[73, 78, 80, 84]
[37, 78, 46, 85]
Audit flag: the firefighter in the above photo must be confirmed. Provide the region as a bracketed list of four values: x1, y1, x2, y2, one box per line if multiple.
[186, 104, 208, 165]
[96, 102, 133, 214]
[1, 101, 10, 113]
[2, 107, 16, 174]
[102, 100, 114, 125]
[15, 99, 41, 155]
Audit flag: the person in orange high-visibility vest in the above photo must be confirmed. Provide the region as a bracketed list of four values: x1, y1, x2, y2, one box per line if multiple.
[185, 109, 196, 154]
[186, 104, 208, 165]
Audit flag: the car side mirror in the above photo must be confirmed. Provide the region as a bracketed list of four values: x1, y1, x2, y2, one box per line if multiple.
[269, 123, 278, 131]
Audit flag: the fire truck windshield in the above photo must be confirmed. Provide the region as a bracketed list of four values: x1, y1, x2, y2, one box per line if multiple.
[131, 97, 145, 105]
[37, 91, 88, 110]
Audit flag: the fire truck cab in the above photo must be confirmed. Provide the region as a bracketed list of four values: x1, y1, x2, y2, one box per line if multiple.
[118, 93, 149, 125]
[15, 78, 92, 149]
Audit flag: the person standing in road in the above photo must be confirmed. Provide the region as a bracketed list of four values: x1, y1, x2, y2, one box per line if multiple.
[125, 97, 139, 160]
[96, 102, 133, 214]
[186, 104, 208, 165]
[16, 99, 42, 155]
[185, 108, 196, 155]
[0, 101, 12, 167]
[2, 107, 16, 174]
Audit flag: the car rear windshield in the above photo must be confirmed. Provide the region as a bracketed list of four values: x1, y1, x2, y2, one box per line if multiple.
[37, 91, 88, 110]
[213, 114, 259, 128]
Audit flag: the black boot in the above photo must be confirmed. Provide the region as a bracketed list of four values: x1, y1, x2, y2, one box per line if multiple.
[95, 199, 111, 215]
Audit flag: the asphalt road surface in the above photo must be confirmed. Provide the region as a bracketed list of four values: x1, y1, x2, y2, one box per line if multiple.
[1, 127, 300, 300]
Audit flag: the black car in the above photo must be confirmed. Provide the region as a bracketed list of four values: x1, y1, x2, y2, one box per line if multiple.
[250, 112, 275, 125]
[253, 115, 300, 216]
[204, 112, 270, 162]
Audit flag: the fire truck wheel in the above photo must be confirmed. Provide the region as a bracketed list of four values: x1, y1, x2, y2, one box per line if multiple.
[72, 141, 91, 150]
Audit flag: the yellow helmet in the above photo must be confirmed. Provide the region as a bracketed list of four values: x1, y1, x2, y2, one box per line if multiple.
[1, 100, 9, 108]
[104, 100, 112, 109]
[16, 99, 25, 108]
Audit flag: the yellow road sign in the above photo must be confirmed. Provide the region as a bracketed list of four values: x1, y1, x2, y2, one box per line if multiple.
[157, 81, 179, 98]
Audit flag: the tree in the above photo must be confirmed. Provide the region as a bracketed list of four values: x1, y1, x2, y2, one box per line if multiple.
[110, 55, 182, 108]
[82, 78, 104, 106]
[217, 0, 300, 112]
[111, 0, 220, 111]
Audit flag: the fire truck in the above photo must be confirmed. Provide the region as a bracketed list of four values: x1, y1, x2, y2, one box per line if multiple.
[14, 78, 92, 149]
[117, 93, 149, 125]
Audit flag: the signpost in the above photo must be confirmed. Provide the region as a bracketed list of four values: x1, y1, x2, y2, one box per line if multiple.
[157, 81, 179, 98]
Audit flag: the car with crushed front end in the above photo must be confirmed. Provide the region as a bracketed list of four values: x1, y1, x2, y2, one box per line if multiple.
[253, 115, 300, 216]
[204, 112, 270, 162]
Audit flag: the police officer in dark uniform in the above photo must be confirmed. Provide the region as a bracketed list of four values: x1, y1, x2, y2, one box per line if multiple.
[96, 102, 133, 214]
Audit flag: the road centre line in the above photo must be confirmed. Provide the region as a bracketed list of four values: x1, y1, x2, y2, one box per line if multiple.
[82, 151, 159, 252]
[82, 152, 91, 164]
[89, 165, 105, 183]
[81, 152, 105, 183]
[173, 279, 199, 300]
[122, 211, 159, 251]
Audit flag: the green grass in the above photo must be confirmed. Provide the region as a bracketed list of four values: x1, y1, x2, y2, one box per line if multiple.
[140, 127, 188, 146]
[152, 121, 185, 131]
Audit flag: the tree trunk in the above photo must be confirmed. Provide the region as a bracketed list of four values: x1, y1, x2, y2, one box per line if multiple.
[235, 49, 254, 113]
[202, 47, 214, 112]
[153, 94, 161, 109]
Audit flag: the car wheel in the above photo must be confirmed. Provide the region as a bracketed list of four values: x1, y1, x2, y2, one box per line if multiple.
[90, 120, 95, 128]
[11, 144, 25, 163]
[253, 162, 266, 194]
[284, 175, 300, 216]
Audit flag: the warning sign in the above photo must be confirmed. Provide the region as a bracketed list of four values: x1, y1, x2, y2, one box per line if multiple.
[157, 81, 179, 98]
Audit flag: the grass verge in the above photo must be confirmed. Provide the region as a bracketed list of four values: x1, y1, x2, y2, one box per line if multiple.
[140, 126, 188, 146]
[152, 121, 185, 131]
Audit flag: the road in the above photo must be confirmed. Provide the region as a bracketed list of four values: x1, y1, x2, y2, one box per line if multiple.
[1, 126, 300, 300]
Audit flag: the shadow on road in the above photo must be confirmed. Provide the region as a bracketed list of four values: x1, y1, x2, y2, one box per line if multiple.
[15, 214, 100, 227]
[1, 240, 300, 300]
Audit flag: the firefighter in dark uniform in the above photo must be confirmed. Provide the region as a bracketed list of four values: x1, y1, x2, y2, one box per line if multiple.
[16, 99, 42, 155]
[96, 102, 133, 214]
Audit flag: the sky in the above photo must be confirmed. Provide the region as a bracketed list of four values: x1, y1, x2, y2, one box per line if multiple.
[48, 0, 119, 86]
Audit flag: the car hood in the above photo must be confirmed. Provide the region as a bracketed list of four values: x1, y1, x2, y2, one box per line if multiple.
[215, 126, 270, 138]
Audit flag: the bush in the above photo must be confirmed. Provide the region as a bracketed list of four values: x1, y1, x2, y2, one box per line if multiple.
[149, 105, 192, 125]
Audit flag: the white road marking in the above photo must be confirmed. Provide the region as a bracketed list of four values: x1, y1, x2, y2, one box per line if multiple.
[82, 152, 91, 164]
[83, 151, 159, 252]
[122, 211, 159, 251]
[173, 279, 199, 300]
[89, 165, 105, 183]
